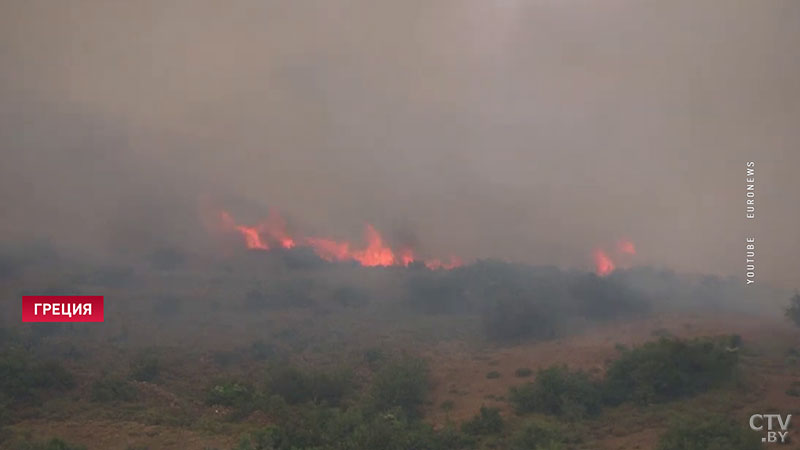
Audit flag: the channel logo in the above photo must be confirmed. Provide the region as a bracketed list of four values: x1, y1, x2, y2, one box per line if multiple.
[22, 295, 104, 322]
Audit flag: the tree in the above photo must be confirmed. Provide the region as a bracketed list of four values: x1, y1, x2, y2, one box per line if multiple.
[786, 290, 800, 327]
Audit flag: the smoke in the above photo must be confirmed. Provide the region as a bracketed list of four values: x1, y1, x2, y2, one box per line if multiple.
[0, 1, 798, 285]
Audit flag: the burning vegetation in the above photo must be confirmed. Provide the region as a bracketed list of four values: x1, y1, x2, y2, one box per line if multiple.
[219, 209, 463, 269]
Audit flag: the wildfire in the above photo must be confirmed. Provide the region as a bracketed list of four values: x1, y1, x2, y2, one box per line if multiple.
[618, 239, 636, 255]
[593, 238, 637, 276]
[593, 249, 615, 276]
[219, 210, 462, 270]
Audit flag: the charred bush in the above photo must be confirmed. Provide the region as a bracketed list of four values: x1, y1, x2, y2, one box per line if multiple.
[482, 286, 559, 342]
[147, 247, 186, 271]
[567, 272, 649, 320]
[280, 247, 326, 269]
[405, 273, 465, 314]
[331, 285, 370, 308]
[245, 281, 315, 310]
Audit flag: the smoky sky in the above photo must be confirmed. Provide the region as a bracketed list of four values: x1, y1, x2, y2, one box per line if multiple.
[1, 1, 798, 285]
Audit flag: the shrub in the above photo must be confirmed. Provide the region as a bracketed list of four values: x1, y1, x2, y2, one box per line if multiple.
[0, 352, 74, 404]
[461, 406, 504, 435]
[604, 337, 739, 405]
[510, 418, 571, 450]
[206, 381, 253, 408]
[486, 371, 501, 379]
[233, 409, 471, 450]
[657, 414, 762, 450]
[509, 366, 602, 419]
[515, 368, 533, 378]
[129, 353, 160, 382]
[786, 291, 800, 327]
[267, 366, 351, 406]
[369, 357, 429, 418]
[405, 274, 464, 314]
[91, 377, 138, 403]
[147, 247, 185, 271]
[8, 437, 87, 450]
[331, 286, 370, 308]
[482, 288, 558, 342]
[567, 272, 649, 320]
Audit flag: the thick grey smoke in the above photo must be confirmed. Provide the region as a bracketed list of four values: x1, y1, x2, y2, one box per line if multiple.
[1, 1, 798, 285]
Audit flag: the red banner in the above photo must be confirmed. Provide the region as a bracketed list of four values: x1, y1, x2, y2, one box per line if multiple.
[22, 296, 104, 322]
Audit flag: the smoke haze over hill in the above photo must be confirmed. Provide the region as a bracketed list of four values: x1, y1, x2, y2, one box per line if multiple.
[1, 1, 798, 286]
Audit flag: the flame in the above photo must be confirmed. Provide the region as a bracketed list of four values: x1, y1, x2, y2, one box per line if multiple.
[398, 248, 416, 267]
[352, 224, 396, 266]
[425, 256, 463, 270]
[304, 237, 351, 262]
[264, 211, 295, 249]
[218, 210, 462, 270]
[618, 239, 636, 255]
[593, 249, 615, 276]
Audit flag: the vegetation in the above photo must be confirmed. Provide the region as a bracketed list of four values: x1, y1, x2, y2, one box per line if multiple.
[604, 337, 739, 405]
[206, 381, 254, 408]
[657, 414, 762, 450]
[0, 352, 74, 405]
[515, 367, 533, 377]
[6, 437, 87, 450]
[91, 377, 138, 403]
[786, 291, 800, 327]
[231, 407, 471, 450]
[369, 357, 429, 418]
[510, 366, 603, 419]
[461, 406, 504, 436]
[267, 366, 352, 406]
[509, 417, 572, 450]
[129, 352, 161, 382]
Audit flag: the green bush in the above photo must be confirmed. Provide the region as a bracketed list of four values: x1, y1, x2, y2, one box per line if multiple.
[657, 414, 762, 450]
[7, 437, 87, 450]
[129, 353, 160, 382]
[0, 352, 74, 404]
[267, 366, 351, 406]
[461, 406, 504, 435]
[485, 371, 501, 379]
[369, 357, 429, 418]
[206, 381, 253, 408]
[604, 337, 739, 405]
[510, 417, 571, 450]
[233, 407, 471, 450]
[91, 377, 138, 403]
[515, 368, 533, 378]
[510, 366, 602, 419]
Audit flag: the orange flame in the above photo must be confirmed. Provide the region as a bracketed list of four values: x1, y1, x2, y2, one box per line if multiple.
[593, 249, 615, 276]
[219, 210, 462, 270]
[618, 239, 636, 255]
[425, 256, 463, 270]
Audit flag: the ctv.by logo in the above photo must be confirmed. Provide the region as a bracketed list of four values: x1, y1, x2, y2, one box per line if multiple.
[750, 414, 792, 444]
